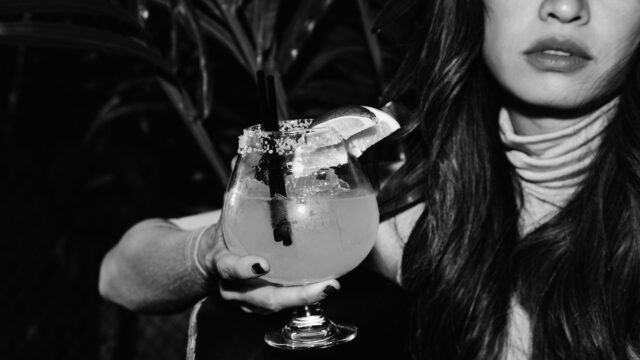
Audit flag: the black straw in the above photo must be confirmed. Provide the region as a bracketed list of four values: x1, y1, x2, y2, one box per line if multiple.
[256, 70, 268, 125]
[255, 71, 292, 246]
[265, 75, 279, 131]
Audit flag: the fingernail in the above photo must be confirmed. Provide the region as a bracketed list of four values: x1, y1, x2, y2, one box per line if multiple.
[323, 285, 338, 296]
[252, 263, 266, 275]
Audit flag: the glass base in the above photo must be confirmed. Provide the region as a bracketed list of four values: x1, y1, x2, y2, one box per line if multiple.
[264, 304, 357, 350]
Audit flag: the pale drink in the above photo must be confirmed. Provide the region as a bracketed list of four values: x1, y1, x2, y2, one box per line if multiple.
[222, 189, 378, 285]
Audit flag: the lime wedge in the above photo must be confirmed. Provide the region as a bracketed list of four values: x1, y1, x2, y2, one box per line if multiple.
[312, 105, 400, 157]
[291, 106, 400, 178]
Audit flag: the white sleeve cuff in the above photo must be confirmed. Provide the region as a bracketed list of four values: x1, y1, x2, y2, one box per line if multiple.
[169, 210, 222, 231]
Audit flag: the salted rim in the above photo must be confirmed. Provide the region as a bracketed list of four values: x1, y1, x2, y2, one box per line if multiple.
[237, 119, 341, 156]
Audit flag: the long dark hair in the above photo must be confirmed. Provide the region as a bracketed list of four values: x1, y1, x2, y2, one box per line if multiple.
[379, 0, 640, 359]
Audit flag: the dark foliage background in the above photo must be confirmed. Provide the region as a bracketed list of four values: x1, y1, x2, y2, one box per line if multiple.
[0, 1, 411, 359]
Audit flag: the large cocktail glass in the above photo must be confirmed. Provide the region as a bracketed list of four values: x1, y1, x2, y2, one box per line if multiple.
[222, 120, 378, 349]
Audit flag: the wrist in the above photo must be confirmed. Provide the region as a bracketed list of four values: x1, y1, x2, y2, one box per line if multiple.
[185, 224, 217, 287]
[196, 223, 218, 275]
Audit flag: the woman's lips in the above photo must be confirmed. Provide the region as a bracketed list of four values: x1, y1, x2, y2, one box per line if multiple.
[523, 38, 593, 73]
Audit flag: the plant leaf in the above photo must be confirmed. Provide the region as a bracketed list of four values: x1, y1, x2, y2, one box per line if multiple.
[159, 78, 229, 186]
[0, 1, 142, 31]
[0, 1, 134, 18]
[356, 0, 384, 93]
[216, 0, 257, 73]
[0, 1, 161, 53]
[0, 22, 174, 80]
[291, 45, 366, 89]
[85, 102, 168, 143]
[196, 11, 250, 70]
[171, 0, 212, 119]
[275, 0, 334, 74]
[215, 0, 244, 12]
[244, 0, 279, 69]
[195, 0, 224, 22]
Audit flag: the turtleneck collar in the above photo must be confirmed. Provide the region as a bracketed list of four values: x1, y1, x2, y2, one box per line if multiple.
[499, 99, 617, 234]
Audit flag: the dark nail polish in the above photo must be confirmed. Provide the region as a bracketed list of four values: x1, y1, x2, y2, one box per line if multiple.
[252, 263, 266, 275]
[323, 285, 338, 296]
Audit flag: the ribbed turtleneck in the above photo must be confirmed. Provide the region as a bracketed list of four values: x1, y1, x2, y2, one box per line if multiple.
[499, 99, 617, 236]
[498, 99, 617, 360]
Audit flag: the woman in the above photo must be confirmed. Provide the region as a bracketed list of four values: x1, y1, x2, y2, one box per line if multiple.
[100, 0, 640, 358]
[387, 0, 640, 358]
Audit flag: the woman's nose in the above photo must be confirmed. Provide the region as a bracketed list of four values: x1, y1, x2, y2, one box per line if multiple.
[539, 0, 590, 25]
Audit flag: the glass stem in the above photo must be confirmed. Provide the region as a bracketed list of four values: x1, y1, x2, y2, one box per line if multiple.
[282, 303, 336, 342]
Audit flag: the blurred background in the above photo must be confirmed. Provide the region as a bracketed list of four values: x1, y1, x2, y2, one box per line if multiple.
[0, 0, 412, 359]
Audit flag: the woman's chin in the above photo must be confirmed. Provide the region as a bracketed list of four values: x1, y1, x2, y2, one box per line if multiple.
[503, 88, 616, 119]
[500, 73, 613, 112]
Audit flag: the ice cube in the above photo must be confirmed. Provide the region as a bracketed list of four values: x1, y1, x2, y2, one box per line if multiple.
[291, 143, 348, 178]
[285, 168, 350, 198]
[235, 177, 270, 197]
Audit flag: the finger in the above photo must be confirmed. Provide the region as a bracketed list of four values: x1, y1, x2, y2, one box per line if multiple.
[239, 305, 254, 314]
[214, 252, 270, 281]
[238, 279, 341, 313]
[205, 225, 271, 280]
[237, 303, 272, 315]
[219, 280, 279, 315]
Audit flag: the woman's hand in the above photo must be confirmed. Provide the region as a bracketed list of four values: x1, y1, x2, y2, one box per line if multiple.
[201, 223, 341, 314]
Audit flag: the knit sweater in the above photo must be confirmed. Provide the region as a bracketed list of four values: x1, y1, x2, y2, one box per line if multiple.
[499, 100, 616, 359]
